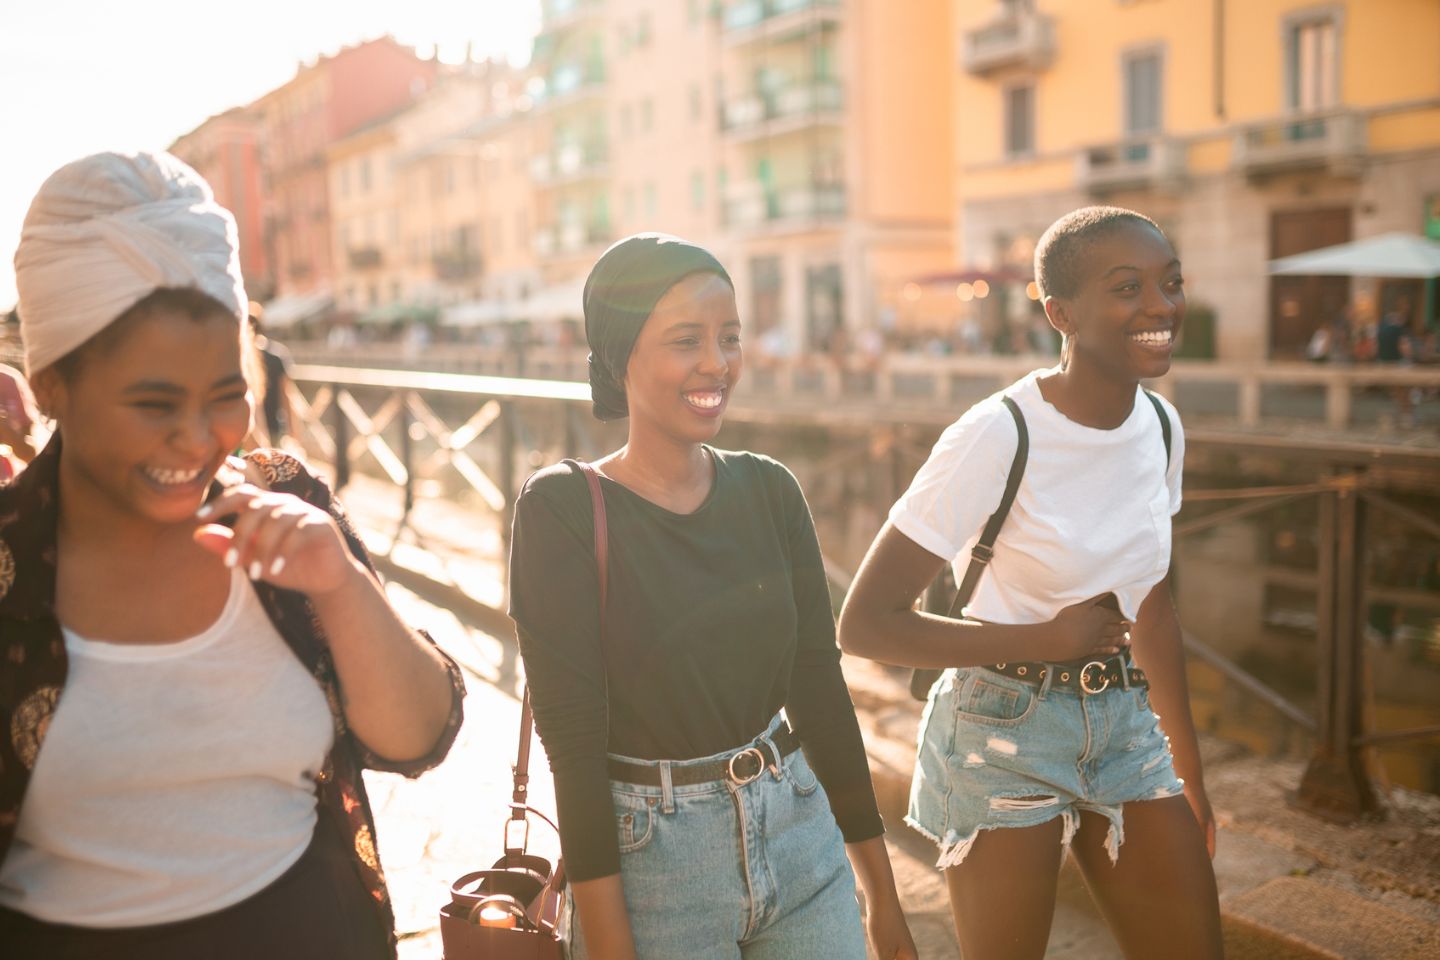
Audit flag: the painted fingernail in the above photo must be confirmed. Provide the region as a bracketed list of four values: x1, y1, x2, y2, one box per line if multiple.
[196, 503, 214, 519]
[269, 557, 286, 577]
[249, 561, 262, 580]
[223, 548, 238, 568]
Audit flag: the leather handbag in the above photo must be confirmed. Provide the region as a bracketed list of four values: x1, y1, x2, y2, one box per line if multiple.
[440, 460, 609, 958]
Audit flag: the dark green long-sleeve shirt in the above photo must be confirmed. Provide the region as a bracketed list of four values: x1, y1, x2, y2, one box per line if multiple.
[508, 448, 883, 882]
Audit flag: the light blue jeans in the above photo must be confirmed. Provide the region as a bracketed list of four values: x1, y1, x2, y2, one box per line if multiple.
[561, 715, 866, 960]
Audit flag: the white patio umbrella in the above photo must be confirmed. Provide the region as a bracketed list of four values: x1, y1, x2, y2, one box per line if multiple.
[1268, 232, 1440, 279]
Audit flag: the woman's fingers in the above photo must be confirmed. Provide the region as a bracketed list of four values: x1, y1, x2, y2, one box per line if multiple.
[245, 506, 304, 580]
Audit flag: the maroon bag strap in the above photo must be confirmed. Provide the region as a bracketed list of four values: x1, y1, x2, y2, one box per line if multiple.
[509, 461, 608, 854]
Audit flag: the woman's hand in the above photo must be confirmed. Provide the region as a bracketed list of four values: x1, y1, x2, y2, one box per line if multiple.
[192, 484, 362, 596]
[1184, 778, 1217, 860]
[865, 896, 919, 960]
[1029, 593, 1131, 662]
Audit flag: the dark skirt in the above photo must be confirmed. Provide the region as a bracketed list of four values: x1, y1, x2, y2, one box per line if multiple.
[0, 814, 388, 960]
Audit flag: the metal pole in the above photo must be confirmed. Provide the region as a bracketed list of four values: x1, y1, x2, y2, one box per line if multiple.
[1296, 479, 1382, 821]
[498, 399, 518, 609]
[395, 393, 415, 541]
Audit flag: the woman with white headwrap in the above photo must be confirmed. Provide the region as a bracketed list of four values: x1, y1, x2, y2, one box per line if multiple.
[0, 151, 466, 959]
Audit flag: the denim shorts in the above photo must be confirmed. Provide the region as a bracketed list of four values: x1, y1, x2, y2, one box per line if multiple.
[907, 665, 1185, 869]
[562, 714, 866, 960]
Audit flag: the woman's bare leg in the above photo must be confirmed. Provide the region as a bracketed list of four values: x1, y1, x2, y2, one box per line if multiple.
[944, 817, 1066, 960]
[1070, 798, 1222, 960]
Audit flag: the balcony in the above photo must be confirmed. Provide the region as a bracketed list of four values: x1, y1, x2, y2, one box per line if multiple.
[723, 80, 844, 141]
[961, 8, 1055, 76]
[537, 0, 604, 36]
[530, 141, 610, 187]
[725, 181, 845, 231]
[723, 0, 842, 47]
[348, 246, 384, 270]
[534, 60, 608, 112]
[1076, 136, 1186, 194]
[1232, 110, 1365, 179]
[432, 249, 482, 282]
[534, 222, 614, 259]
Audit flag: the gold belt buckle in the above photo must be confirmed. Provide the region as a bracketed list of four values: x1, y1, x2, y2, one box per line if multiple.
[728, 747, 766, 786]
[1080, 660, 1111, 695]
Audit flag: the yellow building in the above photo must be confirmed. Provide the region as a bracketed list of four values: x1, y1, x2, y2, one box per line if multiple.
[952, 0, 1440, 359]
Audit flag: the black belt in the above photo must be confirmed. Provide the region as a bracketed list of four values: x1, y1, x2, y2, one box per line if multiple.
[985, 654, 1147, 695]
[607, 726, 802, 787]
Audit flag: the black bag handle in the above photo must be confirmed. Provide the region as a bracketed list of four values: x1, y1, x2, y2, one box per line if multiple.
[909, 396, 1028, 700]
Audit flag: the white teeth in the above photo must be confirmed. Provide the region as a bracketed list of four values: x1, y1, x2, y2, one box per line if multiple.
[1130, 330, 1173, 346]
[686, 391, 723, 409]
[144, 466, 203, 485]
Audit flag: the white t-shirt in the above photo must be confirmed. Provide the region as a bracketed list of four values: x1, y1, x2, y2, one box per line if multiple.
[889, 367, 1183, 624]
[0, 567, 334, 927]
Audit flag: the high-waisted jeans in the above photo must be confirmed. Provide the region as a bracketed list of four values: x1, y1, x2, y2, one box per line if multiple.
[563, 714, 866, 960]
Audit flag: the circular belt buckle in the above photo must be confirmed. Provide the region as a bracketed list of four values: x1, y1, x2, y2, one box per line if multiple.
[1079, 660, 1111, 695]
[728, 747, 765, 786]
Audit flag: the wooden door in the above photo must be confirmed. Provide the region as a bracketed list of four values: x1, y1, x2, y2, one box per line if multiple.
[1269, 208, 1352, 358]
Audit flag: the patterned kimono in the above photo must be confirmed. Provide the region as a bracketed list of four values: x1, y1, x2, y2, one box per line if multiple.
[0, 437, 466, 958]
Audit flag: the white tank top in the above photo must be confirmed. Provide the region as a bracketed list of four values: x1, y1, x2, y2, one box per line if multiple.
[0, 567, 334, 927]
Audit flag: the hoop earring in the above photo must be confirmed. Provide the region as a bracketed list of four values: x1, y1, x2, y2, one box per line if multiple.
[1060, 333, 1073, 370]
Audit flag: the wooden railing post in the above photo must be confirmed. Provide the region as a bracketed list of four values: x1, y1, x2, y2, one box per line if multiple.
[331, 384, 350, 492]
[1295, 475, 1383, 822]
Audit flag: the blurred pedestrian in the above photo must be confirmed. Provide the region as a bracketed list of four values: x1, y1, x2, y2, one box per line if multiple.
[0, 362, 41, 477]
[0, 150, 465, 959]
[1378, 297, 1416, 427]
[509, 234, 917, 960]
[838, 207, 1221, 960]
[249, 304, 297, 447]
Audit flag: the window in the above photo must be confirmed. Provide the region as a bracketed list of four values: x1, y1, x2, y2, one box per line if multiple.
[690, 83, 703, 122]
[637, 11, 652, 47]
[1123, 49, 1162, 135]
[751, 256, 783, 335]
[359, 157, 371, 192]
[1004, 84, 1034, 158]
[1287, 15, 1339, 112]
[640, 98, 654, 133]
[691, 170, 705, 213]
[620, 103, 633, 138]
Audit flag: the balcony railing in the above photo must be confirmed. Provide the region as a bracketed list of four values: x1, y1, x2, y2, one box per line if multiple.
[534, 222, 614, 258]
[535, 61, 608, 110]
[723, 0, 842, 43]
[530, 142, 610, 186]
[348, 246, 384, 270]
[1233, 109, 1365, 178]
[962, 8, 1055, 76]
[725, 181, 845, 229]
[432, 250, 482, 282]
[723, 80, 844, 137]
[1076, 135, 1186, 194]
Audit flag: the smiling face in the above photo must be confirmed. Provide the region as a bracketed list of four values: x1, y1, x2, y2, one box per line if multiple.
[34, 302, 253, 528]
[622, 272, 742, 446]
[1046, 220, 1185, 382]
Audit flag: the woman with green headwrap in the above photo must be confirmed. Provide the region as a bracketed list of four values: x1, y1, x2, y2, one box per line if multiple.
[508, 234, 916, 959]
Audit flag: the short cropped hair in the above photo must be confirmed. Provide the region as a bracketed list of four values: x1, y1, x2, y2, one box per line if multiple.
[1034, 206, 1165, 300]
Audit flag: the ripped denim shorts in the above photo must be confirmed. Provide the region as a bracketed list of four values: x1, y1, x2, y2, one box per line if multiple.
[906, 663, 1184, 870]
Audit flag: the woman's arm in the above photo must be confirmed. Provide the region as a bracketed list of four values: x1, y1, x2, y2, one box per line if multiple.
[194, 484, 455, 762]
[846, 836, 918, 960]
[570, 876, 638, 960]
[1131, 573, 1215, 858]
[837, 521, 1130, 667]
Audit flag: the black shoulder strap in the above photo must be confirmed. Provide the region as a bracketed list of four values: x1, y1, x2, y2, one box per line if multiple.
[945, 395, 1028, 618]
[1143, 389, 1172, 467]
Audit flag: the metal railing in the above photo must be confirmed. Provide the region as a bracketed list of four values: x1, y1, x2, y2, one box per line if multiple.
[284, 362, 1438, 821]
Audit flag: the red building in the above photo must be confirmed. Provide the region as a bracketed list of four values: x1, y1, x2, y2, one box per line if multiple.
[170, 107, 271, 300]
[257, 37, 437, 303]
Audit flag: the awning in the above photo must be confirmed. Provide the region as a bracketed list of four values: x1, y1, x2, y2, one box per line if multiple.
[440, 300, 510, 327]
[510, 280, 586, 323]
[357, 302, 439, 325]
[1268, 233, 1440, 279]
[261, 292, 333, 328]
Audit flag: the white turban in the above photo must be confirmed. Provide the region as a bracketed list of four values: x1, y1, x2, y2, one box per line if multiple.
[14, 150, 248, 375]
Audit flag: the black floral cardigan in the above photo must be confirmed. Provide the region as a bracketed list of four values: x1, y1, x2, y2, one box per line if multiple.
[0, 436, 466, 957]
